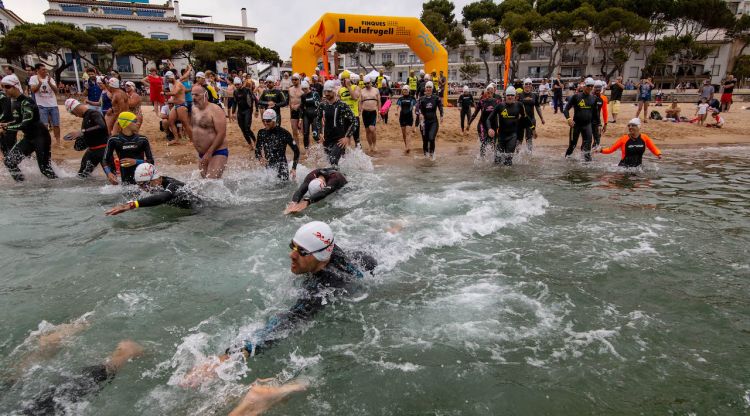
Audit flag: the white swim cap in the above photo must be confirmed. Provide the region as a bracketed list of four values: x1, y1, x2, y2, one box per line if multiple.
[125, 81, 136, 89]
[505, 86, 517, 96]
[301, 80, 310, 89]
[108, 78, 120, 89]
[594, 80, 604, 88]
[401, 85, 410, 92]
[134, 163, 160, 183]
[523, 78, 533, 85]
[323, 80, 336, 91]
[164, 71, 175, 79]
[425, 81, 434, 88]
[463, 86, 469, 92]
[419, 69, 425, 74]
[424, 74, 431, 81]
[292, 73, 300, 79]
[364, 75, 372, 83]
[233, 77, 242, 84]
[584, 77, 595, 86]
[307, 178, 325, 197]
[196, 71, 206, 79]
[627, 118, 642, 126]
[350, 74, 360, 82]
[262, 109, 277, 120]
[312, 74, 319, 80]
[64, 98, 81, 113]
[292, 221, 335, 261]
[266, 75, 275, 82]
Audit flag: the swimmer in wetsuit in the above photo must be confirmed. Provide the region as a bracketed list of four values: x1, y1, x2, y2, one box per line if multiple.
[183, 221, 376, 386]
[0, 74, 57, 182]
[416, 81, 443, 159]
[396, 86, 417, 154]
[102, 112, 154, 185]
[23, 340, 144, 416]
[284, 168, 348, 214]
[63, 98, 109, 178]
[258, 76, 288, 125]
[563, 77, 598, 161]
[255, 109, 300, 181]
[315, 80, 357, 166]
[457, 86, 475, 134]
[599, 118, 662, 167]
[105, 163, 201, 215]
[468, 86, 502, 157]
[487, 86, 527, 165]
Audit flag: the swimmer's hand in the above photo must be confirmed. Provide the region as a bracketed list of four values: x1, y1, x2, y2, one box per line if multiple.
[290, 168, 296, 180]
[284, 200, 309, 215]
[488, 129, 495, 138]
[602, 123, 607, 133]
[567, 119, 575, 127]
[199, 154, 211, 170]
[105, 203, 132, 216]
[119, 158, 138, 168]
[337, 137, 350, 148]
[180, 355, 228, 388]
[107, 172, 119, 185]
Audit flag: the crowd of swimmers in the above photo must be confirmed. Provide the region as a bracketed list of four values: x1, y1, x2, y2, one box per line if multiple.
[2, 66, 670, 414]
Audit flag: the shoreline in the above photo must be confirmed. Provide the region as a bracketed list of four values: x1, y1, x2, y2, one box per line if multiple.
[43, 101, 750, 173]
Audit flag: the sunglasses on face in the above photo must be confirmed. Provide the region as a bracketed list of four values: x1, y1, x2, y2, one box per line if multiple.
[2, 85, 13, 89]
[262, 119, 274, 123]
[289, 240, 333, 256]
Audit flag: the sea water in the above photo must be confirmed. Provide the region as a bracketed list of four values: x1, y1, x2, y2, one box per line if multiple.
[0, 145, 748, 415]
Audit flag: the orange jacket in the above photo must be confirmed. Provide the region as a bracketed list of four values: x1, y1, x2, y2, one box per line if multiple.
[601, 133, 661, 159]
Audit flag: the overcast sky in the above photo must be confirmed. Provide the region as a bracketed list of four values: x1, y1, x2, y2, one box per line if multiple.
[5, 0, 475, 60]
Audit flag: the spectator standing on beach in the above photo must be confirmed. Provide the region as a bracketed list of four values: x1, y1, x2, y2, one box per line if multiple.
[720, 74, 735, 112]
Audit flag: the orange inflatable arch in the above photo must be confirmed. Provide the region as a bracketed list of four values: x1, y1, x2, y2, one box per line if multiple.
[292, 13, 448, 98]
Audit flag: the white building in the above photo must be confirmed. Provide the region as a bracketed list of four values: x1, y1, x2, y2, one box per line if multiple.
[43, 0, 257, 80]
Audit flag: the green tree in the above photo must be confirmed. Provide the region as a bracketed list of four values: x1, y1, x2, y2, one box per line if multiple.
[383, 60, 395, 72]
[647, 34, 715, 85]
[335, 42, 373, 72]
[459, 54, 481, 81]
[467, 18, 499, 83]
[732, 55, 750, 86]
[113, 34, 171, 75]
[590, 7, 651, 78]
[727, 15, 750, 73]
[421, 0, 466, 50]
[0, 22, 98, 81]
[166, 40, 197, 65]
[86, 27, 142, 72]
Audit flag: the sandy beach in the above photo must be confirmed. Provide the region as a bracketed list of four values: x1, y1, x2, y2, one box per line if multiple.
[47, 100, 750, 173]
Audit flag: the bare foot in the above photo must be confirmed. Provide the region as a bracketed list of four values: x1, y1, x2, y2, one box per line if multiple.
[37, 320, 91, 353]
[229, 379, 309, 416]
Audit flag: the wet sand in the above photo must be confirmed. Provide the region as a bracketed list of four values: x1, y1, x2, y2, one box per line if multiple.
[48, 101, 750, 174]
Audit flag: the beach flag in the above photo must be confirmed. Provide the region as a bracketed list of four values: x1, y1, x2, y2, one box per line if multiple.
[504, 39, 511, 90]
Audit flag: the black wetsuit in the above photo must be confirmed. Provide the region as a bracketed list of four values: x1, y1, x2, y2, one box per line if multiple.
[102, 133, 154, 184]
[255, 126, 300, 180]
[487, 101, 526, 165]
[469, 97, 501, 157]
[458, 92, 475, 132]
[235, 87, 258, 145]
[396, 95, 417, 127]
[3, 94, 57, 182]
[0, 91, 16, 156]
[315, 100, 357, 166]
[300, 90, 321, 149]
[76, 109, 109, 178]
[135, 176, 201, 209]
[552, 79, 564, 113]
[416, 95, 443, 156]
[563, 92, 597, 161]
[24, 365, 114, 416]
[311, 82, 324, 98]
[235, 246, 377, 357]
[291, 168, 347, 204]
[258, 88, 288, 124]
[518, 92, 541, 150]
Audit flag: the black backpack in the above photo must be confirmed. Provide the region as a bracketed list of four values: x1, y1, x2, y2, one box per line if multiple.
[649, 110, 662, 120]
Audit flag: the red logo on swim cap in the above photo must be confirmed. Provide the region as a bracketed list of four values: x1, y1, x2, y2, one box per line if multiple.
[314, 231, 331, 245]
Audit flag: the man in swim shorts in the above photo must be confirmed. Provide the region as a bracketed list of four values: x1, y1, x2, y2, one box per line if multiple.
[359, 75, 381, 152]
[191, 84, 228, 179]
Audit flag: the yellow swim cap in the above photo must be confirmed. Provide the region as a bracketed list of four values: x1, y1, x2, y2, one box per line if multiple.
[516, 87, 523, 94]
[339, 70, 350, 80]
[117, 112, 137, 129]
